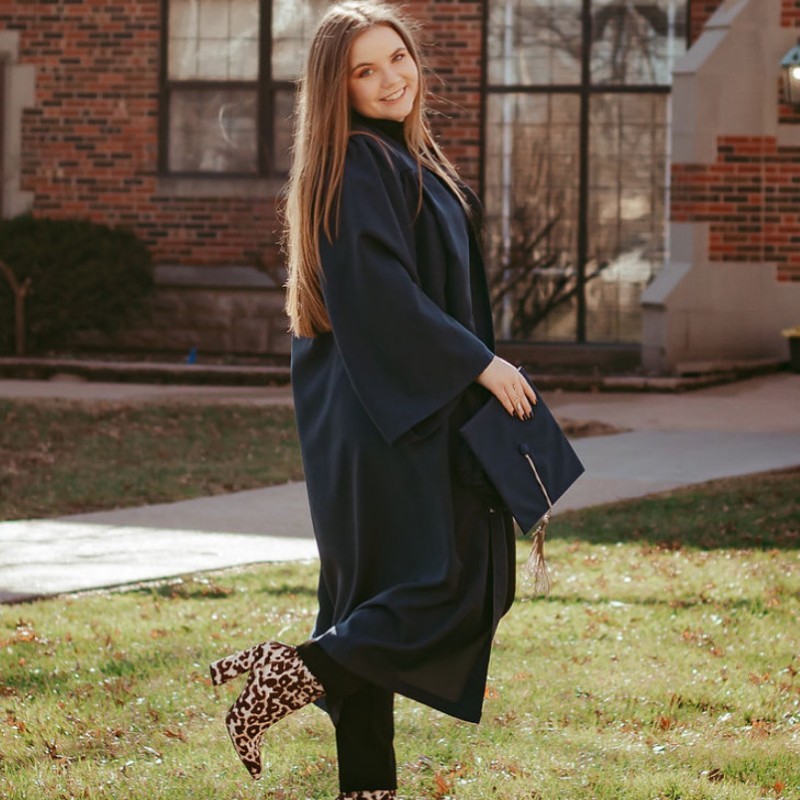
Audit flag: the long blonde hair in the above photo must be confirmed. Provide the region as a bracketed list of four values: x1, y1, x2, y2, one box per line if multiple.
[284, 0, 469, 338]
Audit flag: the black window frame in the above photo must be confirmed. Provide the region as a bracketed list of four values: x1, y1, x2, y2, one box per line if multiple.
[480, 0, 694, 343]
[158, 0, 293, 178]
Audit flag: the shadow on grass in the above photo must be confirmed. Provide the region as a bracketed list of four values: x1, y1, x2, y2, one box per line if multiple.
[254, 582, 318, 598]
[122, 575, 318, 604]
[131, 577, 236, 600]
[546, 468, 800, 551]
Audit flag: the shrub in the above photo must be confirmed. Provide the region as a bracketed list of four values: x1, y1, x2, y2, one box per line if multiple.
[0, 215, 154, 354]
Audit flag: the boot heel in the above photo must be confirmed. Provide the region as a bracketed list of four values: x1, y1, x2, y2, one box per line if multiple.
[209, 643, 264, 686]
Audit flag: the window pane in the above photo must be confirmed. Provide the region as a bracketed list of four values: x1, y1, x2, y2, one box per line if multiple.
[484, 94, 581, 341]
[591, 0, 688, 85]
[487, 0, 582, 86]
[272, 0, 333, 80]
[586, 93, 668, 341]
[229, 37, 259, 80]
[169, 36, 198, 78]
[169, 88, 258, 173]
[168, 0, 259, 80]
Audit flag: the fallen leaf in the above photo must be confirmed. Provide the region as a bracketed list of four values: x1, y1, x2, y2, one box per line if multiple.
[748, 720, 772, 739]
[4, 713, 25, 733]
[657, 715, 676, 731]
[433, 772, 451, 797]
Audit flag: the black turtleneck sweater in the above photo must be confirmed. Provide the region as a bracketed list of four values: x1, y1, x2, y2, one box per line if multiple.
[351, 109, 407, 146]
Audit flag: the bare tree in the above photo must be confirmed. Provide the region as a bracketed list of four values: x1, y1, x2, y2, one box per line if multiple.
[0, 259, 31, 356]
[488, 198, 609, 340]
[486, 137, 610, 339]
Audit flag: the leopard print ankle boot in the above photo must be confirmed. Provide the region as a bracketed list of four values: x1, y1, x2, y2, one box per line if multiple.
[337, 792, 397, 799]
[209, 641, 324, 779]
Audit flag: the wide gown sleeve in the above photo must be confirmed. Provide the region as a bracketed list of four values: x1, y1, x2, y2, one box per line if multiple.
[319, 134, 494, 446]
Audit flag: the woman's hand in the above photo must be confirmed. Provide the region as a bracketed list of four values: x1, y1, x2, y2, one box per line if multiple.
[475, 357, 537, 419]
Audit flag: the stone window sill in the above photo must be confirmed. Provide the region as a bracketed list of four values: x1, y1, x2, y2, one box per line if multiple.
[154, 264, 284, 289]
[154, 175, 286, 199]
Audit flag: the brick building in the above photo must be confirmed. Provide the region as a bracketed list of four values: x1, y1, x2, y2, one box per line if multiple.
[0, 0, 485, 357]
[0, 0, 798, 370]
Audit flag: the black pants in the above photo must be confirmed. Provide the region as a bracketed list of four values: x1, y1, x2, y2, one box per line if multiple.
[297, 641, 397, 793]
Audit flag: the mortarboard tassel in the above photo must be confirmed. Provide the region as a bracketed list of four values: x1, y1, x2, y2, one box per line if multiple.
[524, 513, 552, 596]
[521, 449, 554, 596]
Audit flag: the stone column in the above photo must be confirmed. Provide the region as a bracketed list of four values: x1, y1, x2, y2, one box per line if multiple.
[0, 30, 35, 218]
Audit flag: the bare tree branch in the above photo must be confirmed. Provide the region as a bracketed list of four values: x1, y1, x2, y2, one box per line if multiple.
[0, 260, 31, 356]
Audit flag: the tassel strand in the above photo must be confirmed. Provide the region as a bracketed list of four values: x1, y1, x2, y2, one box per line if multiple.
[524, 513, 552, 596]
[520, 450, 553, 596]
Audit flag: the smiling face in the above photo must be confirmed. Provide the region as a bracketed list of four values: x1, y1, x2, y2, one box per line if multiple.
[347, 24, 419, 123]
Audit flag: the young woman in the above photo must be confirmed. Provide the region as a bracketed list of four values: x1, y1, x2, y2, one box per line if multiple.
[210, 2, 537, 798]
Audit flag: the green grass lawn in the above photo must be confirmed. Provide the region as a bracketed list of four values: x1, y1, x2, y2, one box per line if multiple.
[0, 400, 304, 520]
[1, 470, 798, 800]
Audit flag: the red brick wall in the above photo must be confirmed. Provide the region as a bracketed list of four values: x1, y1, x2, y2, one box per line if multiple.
[672, 137, 800, 282]
[689, 1, 725, 45]
[407, 0, 483, 181]
[782, 0, 800, 26]
[0, 0, 483, 269]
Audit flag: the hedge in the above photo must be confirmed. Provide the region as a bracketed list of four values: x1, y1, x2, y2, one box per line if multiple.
[0, 215, 154, 354]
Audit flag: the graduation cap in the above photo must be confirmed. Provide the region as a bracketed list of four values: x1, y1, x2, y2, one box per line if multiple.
[459, 369, 585, 594]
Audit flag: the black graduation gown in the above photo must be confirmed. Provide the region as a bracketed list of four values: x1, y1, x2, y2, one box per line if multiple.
[290, 115, 516, 724]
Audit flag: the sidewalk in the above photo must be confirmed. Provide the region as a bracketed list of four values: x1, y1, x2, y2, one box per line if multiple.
[1, 372, 799, 603]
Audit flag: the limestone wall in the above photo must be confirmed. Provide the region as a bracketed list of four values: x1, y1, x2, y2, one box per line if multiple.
[77, 266, 291, 358]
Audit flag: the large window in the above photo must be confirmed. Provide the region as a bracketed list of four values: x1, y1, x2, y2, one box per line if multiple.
[485, 0, 688, 343]
[160, 0, 327, 176]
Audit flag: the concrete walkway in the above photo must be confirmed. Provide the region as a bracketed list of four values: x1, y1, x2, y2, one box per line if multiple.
[1, 372, 798, 603]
